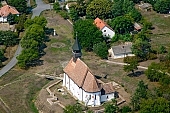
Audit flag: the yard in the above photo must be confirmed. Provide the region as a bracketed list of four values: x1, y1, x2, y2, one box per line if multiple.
[0, 9, 162, 113]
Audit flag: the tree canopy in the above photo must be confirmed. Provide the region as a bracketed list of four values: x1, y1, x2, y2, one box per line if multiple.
[24, 16, 47, 29]
[154, 0, 170, 14]
[7, 0, 27, 13]
[93, 42, 108, 59]
[86, 0, 112, 19]
[73, 19, 104, 51]
[140, 97, 170, 113]
[109, 16, 134, 34]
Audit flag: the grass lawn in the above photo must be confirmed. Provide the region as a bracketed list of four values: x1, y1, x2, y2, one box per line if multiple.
[139, 10, 170, 49]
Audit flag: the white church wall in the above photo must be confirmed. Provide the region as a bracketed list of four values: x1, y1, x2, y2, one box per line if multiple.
[101, 93, 115, 102]
[82, 90, 101, 106]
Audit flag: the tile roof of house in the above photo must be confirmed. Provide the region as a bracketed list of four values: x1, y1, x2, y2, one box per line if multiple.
[102, 82, 115, 94]
[64, 58, 101, 92]
[112, 44, 132, 55]
[94, 18, 106, 30]
[0, 5, 19, 17]
[94, 17, 114, 31]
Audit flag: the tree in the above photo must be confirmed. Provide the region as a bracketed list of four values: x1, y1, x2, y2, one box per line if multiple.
[127, 9, 142, 22]
[0, 31, 18, 46]
[93, 42, 108, 59]
[24, 16, 47, 29]
[111, 0, 124, 17]
[120, 106, 132, 113]
[69, 7, 79, 22]
[86, 0, 112, 19]
[131, 80, 148, 111]
[7, 0, 27, 13]
[53, 2, 61, 12]
[132, 37, 151, 60]
[17, 48, 39, 68]
[154, 0, 170, 14]
[124, 59, 139, 75]
[140, 97, 170, 113]
[73, 19, 104, 51]
[158, 45, 166, 54]
[110, 16, 134, 34]
[145, 62, 165, 82]
[63, 103, 83, 113]
[104, 99, 119, 113]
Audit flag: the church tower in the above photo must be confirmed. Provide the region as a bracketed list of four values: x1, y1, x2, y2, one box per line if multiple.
[72, 37, 82, 61]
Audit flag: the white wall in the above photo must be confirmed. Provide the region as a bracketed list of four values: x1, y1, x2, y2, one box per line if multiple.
[83, 90, 101, 106]
[101, 93, 115, 102]
[0, 17, 7, 22]
[108, 48, 135, 59]
[101, 26, 115, 38]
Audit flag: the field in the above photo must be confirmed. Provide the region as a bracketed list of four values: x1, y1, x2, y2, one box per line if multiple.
[0, 9, 165, 113]
[139, 10, 170, 49]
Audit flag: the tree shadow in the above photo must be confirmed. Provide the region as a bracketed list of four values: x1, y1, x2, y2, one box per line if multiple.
[95, 75, 102, 79]
[45, 27, 54, 35]
[27, 60, 44, 67]
[127, 71, 144, 77]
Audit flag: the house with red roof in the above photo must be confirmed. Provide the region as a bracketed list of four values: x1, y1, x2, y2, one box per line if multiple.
[0, 5, 19, 22]
[63, 38, 116, 106]
[94, 18, 115, 38]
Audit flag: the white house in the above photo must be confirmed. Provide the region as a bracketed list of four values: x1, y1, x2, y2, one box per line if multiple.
[94, 18, 115, 38]
[63, 38, 116, 106]
[108, 43, 135, 59]
[0, 5, 19, 22]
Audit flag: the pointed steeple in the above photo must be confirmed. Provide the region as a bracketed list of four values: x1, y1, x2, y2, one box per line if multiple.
[72, 33, 82, 60]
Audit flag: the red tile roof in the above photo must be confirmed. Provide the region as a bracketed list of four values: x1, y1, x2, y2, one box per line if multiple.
[64, 58, 115, 94]
[94, 18, 106, 30]
[0, 5, 19, 17]
[64, 58, 101, 92]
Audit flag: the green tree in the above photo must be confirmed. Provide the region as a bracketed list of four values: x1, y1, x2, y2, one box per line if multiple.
[145, 62, 165, 82]
[154, 0, 170, 14]
[0, 31, 18, 46]
[86, 0, 112, 19]
[127, 9, 142, 22]
[120, 106, 132, 113]
[111, 0, 124, 17]
[69, 7, 79, 22]
[24, 16, 47, 29]
[140, 97, 170, 113]
[93, 42, 108, 59]
[124, 59, 139, 75]
[73, 19, 104, 51]
[132, 38, 151, 60]
[17, 48, 39, 68]
[104, 99, 119, 113]
[63, 103, 83, 113]
[131, 80, 148, 111]
[7, 0, 27, 13]
[53, 2, 61, 12]
[110, 16, 134, 34]
[21, 24, 45, 49]
[158, 45, 166, 54]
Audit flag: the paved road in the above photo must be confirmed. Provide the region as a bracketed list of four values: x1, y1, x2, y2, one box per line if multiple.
[0, 0, 52, 77]
[31, 0, 53, 19]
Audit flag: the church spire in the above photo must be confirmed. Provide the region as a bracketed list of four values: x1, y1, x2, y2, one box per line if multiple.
[72, 32, 82, 60]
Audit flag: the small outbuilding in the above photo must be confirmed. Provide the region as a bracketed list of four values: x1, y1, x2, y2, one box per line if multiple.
[138, 2, 152, 11]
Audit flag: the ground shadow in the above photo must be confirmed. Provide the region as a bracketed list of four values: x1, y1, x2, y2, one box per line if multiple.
[127, 71, 144, 77]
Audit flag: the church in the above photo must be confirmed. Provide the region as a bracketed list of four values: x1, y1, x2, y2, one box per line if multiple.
[62, 38, 116, 106]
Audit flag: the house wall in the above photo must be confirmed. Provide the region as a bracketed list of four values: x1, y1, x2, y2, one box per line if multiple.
[0, 17, 7, 22]
[82, 90, 101, 106]
[108, 48, 135, 59]
[101, 26, 115, 38]
[101, 93, 115, 102]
